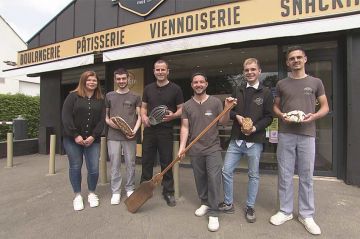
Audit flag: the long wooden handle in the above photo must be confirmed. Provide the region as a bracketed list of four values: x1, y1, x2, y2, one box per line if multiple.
[156, 100, 236, 178]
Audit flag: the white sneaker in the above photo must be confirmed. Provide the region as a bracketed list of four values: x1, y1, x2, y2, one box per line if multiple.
[195, 205, 209, 217]
[88, 193, 99, 208]
[270, 211, 293, 225]
[126, 190, 134, 197]
[298, 217, 321, 235]
[111, 193, 121, 205]
[73, 195, 84, 211]
[208, 216, 219, 232]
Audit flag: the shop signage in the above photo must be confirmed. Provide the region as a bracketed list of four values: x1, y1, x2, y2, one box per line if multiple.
[17, 0, 360, 67]
[115, 0, 166, 16]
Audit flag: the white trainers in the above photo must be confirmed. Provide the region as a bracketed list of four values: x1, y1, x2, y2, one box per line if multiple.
[126, 190, 134, 197]
[73, 195, 84, 211]
[195, 205, 209, 217]
[88, 193, 99, 208]
[270, 211, 293, 225]
[208, 216, 219, 232]
[298, 217, 321, 235]
[111, 193, 121, 205]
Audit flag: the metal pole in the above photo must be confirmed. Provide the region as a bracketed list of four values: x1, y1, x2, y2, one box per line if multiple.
[173, 140, 180, 199]
[6, 133, 13, 168]
[48, 134, 56, 175]
[99, 136, 108, 184]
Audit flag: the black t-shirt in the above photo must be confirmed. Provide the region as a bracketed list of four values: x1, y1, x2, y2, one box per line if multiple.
[142, 81, 184, 128]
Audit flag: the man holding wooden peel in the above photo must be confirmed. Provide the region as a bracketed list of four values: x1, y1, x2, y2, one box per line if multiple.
[178, 72, 234, 232]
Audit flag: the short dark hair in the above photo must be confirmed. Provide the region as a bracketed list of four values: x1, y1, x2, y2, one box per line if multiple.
[286, 45, 306, 59]
[154, 59, 169, 68]
[191, 72, 207, 82]
[114, 68, 129, 77]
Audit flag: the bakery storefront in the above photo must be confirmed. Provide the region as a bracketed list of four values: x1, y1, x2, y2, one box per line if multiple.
[6, 0, 360, 185]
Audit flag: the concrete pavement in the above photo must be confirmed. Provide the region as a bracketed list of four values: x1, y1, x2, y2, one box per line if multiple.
[1, 154, 360, 239]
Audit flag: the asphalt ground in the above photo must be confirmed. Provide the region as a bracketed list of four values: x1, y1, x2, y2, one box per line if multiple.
[1, 154, 360, 239]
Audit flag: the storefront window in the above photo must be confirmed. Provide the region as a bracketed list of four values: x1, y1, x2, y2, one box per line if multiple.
[163, 41, 336, 174]
[282, 41, 340, 175]
[282, 41, 336, 172]
[164, 45, 279, 170]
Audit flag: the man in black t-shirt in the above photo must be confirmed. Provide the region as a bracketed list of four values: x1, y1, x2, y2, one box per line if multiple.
[140, 59, 184, 207]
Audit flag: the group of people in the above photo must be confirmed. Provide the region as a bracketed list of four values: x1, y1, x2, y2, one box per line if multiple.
[61, 46, 329, 235]
[61, 59, 183, 210]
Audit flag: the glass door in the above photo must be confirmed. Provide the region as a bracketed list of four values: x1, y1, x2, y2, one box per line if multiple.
[127, 68, 144, 157]
[306, 48, 336, 176]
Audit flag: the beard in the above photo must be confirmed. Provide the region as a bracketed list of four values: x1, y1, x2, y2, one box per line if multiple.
[118, 83, 128, 89]
[193, 88, 206, 95]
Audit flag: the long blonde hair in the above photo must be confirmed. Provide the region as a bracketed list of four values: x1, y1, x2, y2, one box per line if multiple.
[71, 70, 103, 99]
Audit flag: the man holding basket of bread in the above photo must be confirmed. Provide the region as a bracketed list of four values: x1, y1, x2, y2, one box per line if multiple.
[219, 58, 273, 223]
[105, 68, 142, 205]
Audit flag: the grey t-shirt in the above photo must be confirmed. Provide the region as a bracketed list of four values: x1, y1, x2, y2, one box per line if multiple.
[275, 75, 326, 137]
[105, 91, 141, 141]
[182, 96, 223, 156]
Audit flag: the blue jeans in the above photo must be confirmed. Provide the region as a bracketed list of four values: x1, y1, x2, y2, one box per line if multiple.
[63, 136, 100, 193]
[222, 140, 263, 208]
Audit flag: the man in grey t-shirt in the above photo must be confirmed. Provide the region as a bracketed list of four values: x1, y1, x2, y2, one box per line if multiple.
[270, 46, 329, 235]
[105, 68, 141, 205]
[178, 72, 232, 232]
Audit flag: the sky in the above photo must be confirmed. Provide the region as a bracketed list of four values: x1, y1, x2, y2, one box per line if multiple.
[0, 0, 73, 42]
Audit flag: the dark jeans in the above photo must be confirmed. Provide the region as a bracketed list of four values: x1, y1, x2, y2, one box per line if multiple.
[63, 136, 100, 193]
[140, 126, 174, 195]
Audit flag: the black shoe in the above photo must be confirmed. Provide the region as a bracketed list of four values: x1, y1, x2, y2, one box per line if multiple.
[163, 194, 176, 207]
[218, 202, 235, 214]
[245, 206, 256, 223]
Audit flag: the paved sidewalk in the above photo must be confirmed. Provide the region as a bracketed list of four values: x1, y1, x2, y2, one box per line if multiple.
[0, 154, 360, 239]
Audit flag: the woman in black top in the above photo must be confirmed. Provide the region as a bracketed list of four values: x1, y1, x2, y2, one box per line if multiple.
[62, 70, 105, 211]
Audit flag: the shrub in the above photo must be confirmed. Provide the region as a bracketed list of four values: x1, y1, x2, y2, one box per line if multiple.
[0, 94, 40, 141]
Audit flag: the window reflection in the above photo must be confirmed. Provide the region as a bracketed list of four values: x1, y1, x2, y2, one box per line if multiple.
[165, 41, 336, 173]
[165, 45, 279, 170]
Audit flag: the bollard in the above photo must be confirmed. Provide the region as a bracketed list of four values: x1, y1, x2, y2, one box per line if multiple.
[48, 134, 56, 175]
[173, 140, 180, 199]
[99, 136, 108, 184]
[6, 133, 13, 168]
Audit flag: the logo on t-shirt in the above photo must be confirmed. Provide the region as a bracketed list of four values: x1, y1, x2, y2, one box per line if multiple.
[254, 97, 263, 106]
[123, 100, 133, 108]
[304, 87, 313, 95]
[204, 110, 213, 116]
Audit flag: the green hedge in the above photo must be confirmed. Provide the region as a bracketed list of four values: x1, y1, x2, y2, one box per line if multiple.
[0, 94, 40, 141]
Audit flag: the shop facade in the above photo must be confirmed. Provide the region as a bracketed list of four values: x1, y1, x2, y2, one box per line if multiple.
[6, 0, 360, 185]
